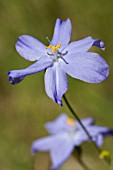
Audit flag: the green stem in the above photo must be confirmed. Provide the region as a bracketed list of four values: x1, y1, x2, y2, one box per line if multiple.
[73, 146, 92, 170]
[73, 150, 92, 170]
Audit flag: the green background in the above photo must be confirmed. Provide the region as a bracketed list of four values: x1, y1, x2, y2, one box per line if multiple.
[0, 0, 113, 170]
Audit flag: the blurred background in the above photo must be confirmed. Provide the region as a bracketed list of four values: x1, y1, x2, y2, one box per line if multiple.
[0, 0, 113, 170]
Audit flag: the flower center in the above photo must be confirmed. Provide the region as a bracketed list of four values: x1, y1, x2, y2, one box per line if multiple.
[66, 118, 75, 127]
[66, 118, 77, 138]
[46, 44, 61, 53]
[45, 43, 68, 64]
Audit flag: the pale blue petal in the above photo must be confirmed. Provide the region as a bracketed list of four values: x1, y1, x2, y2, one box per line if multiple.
[44, 63, 68, 105]
[77, 126, 111, 142]
[50, 19, 72, 48]
[76, 117, 94, 129]
[44, 65, 57, 104]
[8, 56, 53, 85]
[58, 18, 72, 49]
[16, 35, 46, 61]
[95, 134, 103, 147]
[55, 63, 68, 105]
[50, 137, 74, 170]
[82, 126, 113, 146]
[64, 36, 105, 54]
[50, 19, 61, 46]
[60, 52, 109, 83]
[104, 129, 113, 136]
[45, 113, 68, 134]
[73, 131, 88, 145]
[87, 126, 110, 136]
[32, 133, 74, 170]
[32, 136, 56, 154]
[81, 117, 94, 125]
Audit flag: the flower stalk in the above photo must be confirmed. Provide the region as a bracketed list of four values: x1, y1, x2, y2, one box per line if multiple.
[73, 149, 92, 170]
[63, 94, 111, 166]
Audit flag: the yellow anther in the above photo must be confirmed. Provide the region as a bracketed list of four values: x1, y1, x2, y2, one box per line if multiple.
[99, 150, 111, 159]
[46, 45, 52, 49]
[45, 44, 61, 53]
[56, 44, 61, 50]
[66, 118, 75, 126]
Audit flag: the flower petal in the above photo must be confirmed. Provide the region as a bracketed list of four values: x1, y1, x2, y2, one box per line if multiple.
[8, 56, 53, 85]
[44, 63, 68, 105]
[45, 113, 68, 134]
[78, 126, 111, 142]
[73, 131, 88, 145]
[93, 39, 105, 50]
[81, 117, 94, 125]
[51, 18, 72, 48]
[104, 129, 113, 136]
[44, 65, 56, 103]
[16, 35, 46, 61]
[50, 18, 61, 46]
[58, 18, 72, 48]
[55, 63, 68, 105]
[95, 134, 103, 147]
[87, 126, 111, 136]
[64, 36, 105, 54]
[32, 136, 56, 154]
[76, 117, 94, 129]
[50, 136, 74, 170]
[78, 125, 113, 147]
[60, 52, 109, 83]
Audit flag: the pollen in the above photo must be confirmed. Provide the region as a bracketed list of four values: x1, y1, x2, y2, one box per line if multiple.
[46, 44, 61, 53]
[66, 118, 75, 126]
[99, 150, 111, 159]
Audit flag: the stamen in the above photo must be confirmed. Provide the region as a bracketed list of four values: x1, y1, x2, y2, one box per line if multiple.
[46, 37, 51, 43]
[60, 56, 69, 64]
[58, 51, 66, 55]
[67, 118, 75, 126]
[55, 44, 61, 50]
[45, 44, 61, 53]
[47, 52, 53, 56]
[62, 51, 68, 56]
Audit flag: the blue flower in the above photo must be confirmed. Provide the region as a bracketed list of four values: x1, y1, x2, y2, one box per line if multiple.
[8, 18, 109, 105]
[32, 113, 113, 170]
